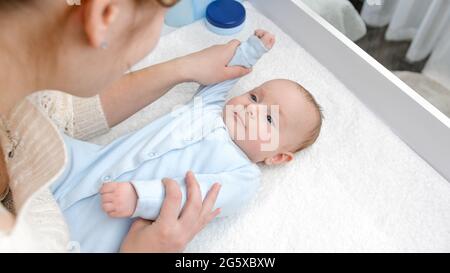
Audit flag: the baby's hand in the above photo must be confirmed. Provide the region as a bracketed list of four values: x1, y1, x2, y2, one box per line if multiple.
[100, 182, 138, 218]
[255, 29, 276, 50]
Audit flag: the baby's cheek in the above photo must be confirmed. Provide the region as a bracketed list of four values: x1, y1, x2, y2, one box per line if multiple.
[253, 119, 272, 142]
[258, 125, 272, 142]
[246, 140, 264, 157]
[258, 126, 280, 152]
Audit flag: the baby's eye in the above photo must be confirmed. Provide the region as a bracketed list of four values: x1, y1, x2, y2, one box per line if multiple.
[267, 115, 273, 124]
[250, 94, 257, 102]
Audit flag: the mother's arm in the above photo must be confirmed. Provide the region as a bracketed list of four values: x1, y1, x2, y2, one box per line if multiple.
[30, 40, 249, 140]
[101, 40, 251, 127]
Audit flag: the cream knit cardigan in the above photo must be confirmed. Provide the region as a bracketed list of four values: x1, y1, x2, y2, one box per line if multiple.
[0, 91, 110, 252]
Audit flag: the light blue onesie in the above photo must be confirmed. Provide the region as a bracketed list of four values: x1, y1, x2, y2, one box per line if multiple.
[51, 35, 269, 253]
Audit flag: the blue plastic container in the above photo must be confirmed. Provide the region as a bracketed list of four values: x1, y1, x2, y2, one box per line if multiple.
[205, 0, 246, 36]
[165, 0, 214, 27]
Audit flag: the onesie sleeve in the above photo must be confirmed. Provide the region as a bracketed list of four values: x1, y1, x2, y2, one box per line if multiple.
[29, 90, 110, 141]
[130, 166, 261, 220]
[194, 35, 270, 107]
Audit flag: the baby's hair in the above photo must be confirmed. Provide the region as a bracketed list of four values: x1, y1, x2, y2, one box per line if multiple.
[294, 83, 324, 153]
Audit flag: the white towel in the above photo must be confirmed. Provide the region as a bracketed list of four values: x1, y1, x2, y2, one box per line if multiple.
[92, 2, 450, 252]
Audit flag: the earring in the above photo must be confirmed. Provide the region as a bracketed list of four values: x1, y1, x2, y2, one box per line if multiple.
[100, 41, 109, 49]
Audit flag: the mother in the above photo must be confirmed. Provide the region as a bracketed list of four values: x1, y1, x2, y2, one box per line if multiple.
[0, 0, 251, 252]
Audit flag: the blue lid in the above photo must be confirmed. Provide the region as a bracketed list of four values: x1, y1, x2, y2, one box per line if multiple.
[206, 0, 246, 29]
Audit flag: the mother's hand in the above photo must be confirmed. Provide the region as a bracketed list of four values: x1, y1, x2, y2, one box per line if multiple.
[120, 172, 221, 253]
[179, 40, 252, 85]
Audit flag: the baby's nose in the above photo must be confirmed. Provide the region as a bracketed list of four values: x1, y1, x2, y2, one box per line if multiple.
[246, 104, 258, 119]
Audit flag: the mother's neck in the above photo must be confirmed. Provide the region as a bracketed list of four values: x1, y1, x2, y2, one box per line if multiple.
[0, 10, 54, 118]
[0, 55, 36, 118]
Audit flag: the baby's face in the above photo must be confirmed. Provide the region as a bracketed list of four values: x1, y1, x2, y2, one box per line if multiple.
[224, 79, 319, 164]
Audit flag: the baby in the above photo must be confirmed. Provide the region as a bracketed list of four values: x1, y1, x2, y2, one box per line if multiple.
[51, 30, 323, 252]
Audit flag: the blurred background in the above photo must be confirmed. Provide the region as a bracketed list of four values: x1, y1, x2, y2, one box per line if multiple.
[299, 0, 450, 118]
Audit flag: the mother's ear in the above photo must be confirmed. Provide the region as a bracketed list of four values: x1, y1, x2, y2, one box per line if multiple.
[83, 0, 120, 48]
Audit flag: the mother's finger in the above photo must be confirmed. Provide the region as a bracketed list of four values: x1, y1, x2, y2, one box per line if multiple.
[225, 66, 252, 79]
[128, 218, 154, 233]
[201, 183, 221, 217]
[205, 208, 221, 227]
[179, 171, 202, 224]
[227, 39, 241, 52]
[158, 178, 182, 223]
[197, 183, 222, 232]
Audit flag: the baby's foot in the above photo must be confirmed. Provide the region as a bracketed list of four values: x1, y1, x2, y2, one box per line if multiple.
[100, 182, 138, 218]
[255, 29, 276, 50]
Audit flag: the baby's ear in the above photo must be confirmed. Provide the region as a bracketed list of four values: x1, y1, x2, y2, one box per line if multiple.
[264, 152, 294, 166]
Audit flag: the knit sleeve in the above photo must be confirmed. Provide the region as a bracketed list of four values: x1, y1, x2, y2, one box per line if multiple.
[29, 91, 110, 141]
